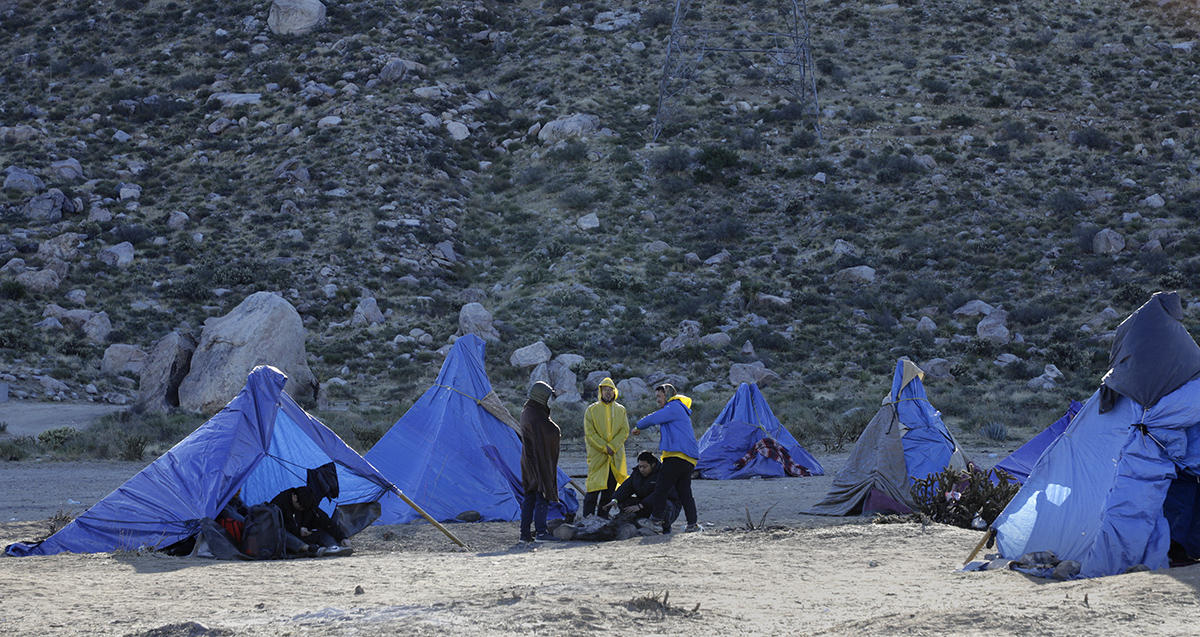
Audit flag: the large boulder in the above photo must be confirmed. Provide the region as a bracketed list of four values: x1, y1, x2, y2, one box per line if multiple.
[37, 233, 85, 261]
[16, 268, 61, 293]
[178, 292, 316, 413]
[267, 0, 326, 35]
[21, 188, 71, 223]
[136, 331, 197, 413]
[616, 377, 651, 405]
[457, 302, 500, 343]
[351, 296, 384, 325]
[976, 309, 1010, 345]
[99, 242, 135, 268]
[3, 167, 44, 192]
[729, 361, 781, 387]
[660, 320, 701, 352]
[510, 340, 552, 367]
[101, 343, 147, 377]
[1092, 228, 1125, 255]
[82, 311, 112, 343]
[537, 113, 600, 143]
[833, 265, 876, 284]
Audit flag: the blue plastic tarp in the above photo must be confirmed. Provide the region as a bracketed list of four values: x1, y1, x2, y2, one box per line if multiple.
[994, 377, 1200, 577]
[354, 334, 578, 524]
[6, 366, 396, 557]
[696, 383, 824, 479]
[992, 400, 1083, 485]
[893, 360, 956, 485]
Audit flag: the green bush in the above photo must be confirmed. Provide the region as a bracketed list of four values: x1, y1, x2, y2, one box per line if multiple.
[911, 466, 1020, 529]
[38, 427, 78, 449]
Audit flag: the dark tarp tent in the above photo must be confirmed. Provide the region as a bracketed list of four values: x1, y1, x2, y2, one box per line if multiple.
[807, 359, 967, 516]
[6, 366, 398, 557]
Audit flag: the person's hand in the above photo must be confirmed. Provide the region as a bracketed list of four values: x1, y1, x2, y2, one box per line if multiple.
[300, 527, 311, 536]
[605, 446, 615, 456]
[622, 505, 640, 513]
[631, 428, 641, 436]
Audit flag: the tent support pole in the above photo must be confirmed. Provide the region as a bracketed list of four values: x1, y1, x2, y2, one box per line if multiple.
[394, 488, 468, 549]
[963, 527, 995, 566]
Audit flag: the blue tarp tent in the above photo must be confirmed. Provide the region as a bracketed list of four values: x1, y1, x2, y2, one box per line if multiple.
[991, 400, 1082, 485]
[993, 292, 1200, 578]
[696, 383, 824, 479]
[354, 334, 578, 524]
[6, 366, 398, 557]
[808, 358, 968, 515]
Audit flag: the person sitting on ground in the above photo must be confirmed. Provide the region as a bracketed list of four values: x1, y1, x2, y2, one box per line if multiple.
[270, 486, 350, 556]
[630, 383, 702, 533]
[614, 451, 682, 531]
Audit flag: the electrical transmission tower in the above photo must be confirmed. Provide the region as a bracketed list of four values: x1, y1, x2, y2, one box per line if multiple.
[652, 0, 820, 141]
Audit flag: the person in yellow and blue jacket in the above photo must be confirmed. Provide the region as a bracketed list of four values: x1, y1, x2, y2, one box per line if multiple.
[630, 383, 701, 533]
[582, 377, 629, 518]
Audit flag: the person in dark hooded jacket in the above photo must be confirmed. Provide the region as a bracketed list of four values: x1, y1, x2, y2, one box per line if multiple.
[519, 381, 561, 543]
[614, 451, 682, 531]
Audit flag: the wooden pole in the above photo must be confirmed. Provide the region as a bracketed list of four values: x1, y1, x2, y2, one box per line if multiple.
[394, 488, 468, 549]
[963, 528, 995, 566]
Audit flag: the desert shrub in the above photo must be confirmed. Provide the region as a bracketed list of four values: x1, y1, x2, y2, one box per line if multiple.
[0, 436, 37, 461]
[650, 146, 691, 174]
[1073, 126, 1112, 150]
[920, 77, 951, 94]
[980, 421, 1008, 442]
[0, 280, 26, 300]
[996, 120, 1034, 145]
[911, 466, 1020, 529]
[1048, 189, 1085, 213]
[1072, 222, 1100, 252]
[1009, 303, 1052, 325]
[847, 106, 881, 124]
[941, 113, 977, 128]
[641, 6, 672, 28]
[351, 424, 385, 450]
[118, 435, 149, 461]
[38, 427, 78, 449]
[112, 223, 153, 245]
[558, 186, 596, 209]
[547, 139, 588, 162]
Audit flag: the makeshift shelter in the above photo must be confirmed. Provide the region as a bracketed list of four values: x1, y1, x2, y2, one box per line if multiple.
[353, 334, 578, 525]
[991, 400, 1082, 485]
[6, 366, 399, 557]
[696, 383, 824, 479]
[808, 358, 968, 515]
[993, 292, 1200, 578]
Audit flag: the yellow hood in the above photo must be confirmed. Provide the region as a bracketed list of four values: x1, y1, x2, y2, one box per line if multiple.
[668, 394, 693, 410]
[597, 377, 619, 401]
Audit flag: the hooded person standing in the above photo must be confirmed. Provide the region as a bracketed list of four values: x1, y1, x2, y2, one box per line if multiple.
[581, 377, 630, 518]
[631, 383, 701, 533]
[519, 380, 561, 543]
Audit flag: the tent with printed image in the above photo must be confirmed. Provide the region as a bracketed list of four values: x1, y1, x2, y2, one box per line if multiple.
[696, 383, 824, 479]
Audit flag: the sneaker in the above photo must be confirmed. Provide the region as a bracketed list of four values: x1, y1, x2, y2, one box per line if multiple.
[535, 532, 556, 542]
[684, 524, 702, 533]
[324, 545, 353, 556]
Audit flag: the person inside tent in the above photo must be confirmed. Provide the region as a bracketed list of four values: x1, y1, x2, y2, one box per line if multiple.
[582, 377, 630, 519]
[519, 381, 562, 543]
[631, 383, 701, 533]
[615, 451, 682, 531]
[270, 486, 351, 557]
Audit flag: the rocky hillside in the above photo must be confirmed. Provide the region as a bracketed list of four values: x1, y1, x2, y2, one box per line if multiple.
[2, 0, 1199, 452]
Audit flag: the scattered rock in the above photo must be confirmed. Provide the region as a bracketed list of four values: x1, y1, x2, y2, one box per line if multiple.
[168, 211, 190, 230]
[137, 331, 198, 413]
[351, 297, 384, 325]
[3, 167, 44, 193]
[729, 361, 780, 387]
[22, 188, 71, 223]
[458, 302, 500, 343]
[922, 358, 955, 381]
[833, 265, 876, 284]
[206, 93, 262, 108]
[102, 344, 148, 377]
[953, 300, 994, 317]
[616, 377, 650, 404]
[82, 311, 113, 343]
[1092, 228, 1125, 255]
[37, 233, 85, 261]
[1141, 193, 1165, 208]
[577, 213, 600, 230]
[16, 268, 61, 293]
[976, 309, 1010, 345]
[699, 332, 732, 349]
[267, 0, 326, 35]
[832, 239, 858, 256]
[916, 316, 937, 333]
[444, 121, 470, 140]
[99, 242, 135, 268]
[510, 341, 552, 367]
[660, 320, 701, 352]
[273, 159, 310, 184]
[537, 113, 600, 143]
[178, 292, 317, 413]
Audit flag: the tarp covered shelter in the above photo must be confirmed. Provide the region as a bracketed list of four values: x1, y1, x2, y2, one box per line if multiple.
[808, 359, 968, 515]
[993, 292, 1200, 578]
[6, 366, 397, 557]
[352, 334, 578, 524]
[696, 383, 824, 479]
[991, 400, 1082, 485]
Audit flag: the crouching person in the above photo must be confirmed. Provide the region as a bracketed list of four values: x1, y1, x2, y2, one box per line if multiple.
[615, 451, 682, 532]
[271, 486, 351, 557]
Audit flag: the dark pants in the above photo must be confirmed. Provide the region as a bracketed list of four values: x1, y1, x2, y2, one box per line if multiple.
[647, 457, 697, 526]
[583, 469, 619, 518]
[519, 490, 550, 540]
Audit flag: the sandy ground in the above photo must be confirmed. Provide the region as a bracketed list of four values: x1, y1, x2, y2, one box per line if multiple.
[0, 401, 126, 438]
[3, 445, 1200, 635]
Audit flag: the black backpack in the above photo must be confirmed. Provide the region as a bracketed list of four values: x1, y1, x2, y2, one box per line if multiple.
[240, 503, 287, 559]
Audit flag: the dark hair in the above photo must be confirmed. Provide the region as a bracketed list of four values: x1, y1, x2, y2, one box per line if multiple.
[637, 451, 659, 465]
[654, 383, 677, 398]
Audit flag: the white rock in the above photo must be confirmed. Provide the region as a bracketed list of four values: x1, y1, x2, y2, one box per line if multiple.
[976, 309, 1010, 345]
[537, 113, 600, 143]
[99, 242, 135, 268]
[1141, 193, 1165, 208]
[729, 361, 780, 387]
[317, 115, 342, 128]
[458, 302, 500, 343]
[833, 265, 875, 284]
[832, 239, 857, 256]
[577, 213, 600, 230]
[511, 341, 552, 367]
[101, 344, 147, 376]
[267, 0, 326, 35]
[445, 121, 470, 140]
[700, 332, 732, 349]
[953, 300, 994, 317]
[168, 210, 190, 230]
[616, 377, 650, 404]
[206, 92, 262, 107]
[351, 297, 385, 325]
[1092, 228, 1125, 254]
[916, 316, 937, 333]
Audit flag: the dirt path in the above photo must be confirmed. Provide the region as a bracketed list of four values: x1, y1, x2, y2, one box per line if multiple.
[0, 401, 126, 438]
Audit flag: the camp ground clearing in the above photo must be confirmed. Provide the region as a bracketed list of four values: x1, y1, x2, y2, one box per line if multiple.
[3, 443, 1200, 636]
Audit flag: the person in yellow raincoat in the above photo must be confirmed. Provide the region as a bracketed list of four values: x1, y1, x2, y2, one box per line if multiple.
[581, 377, 629, 518]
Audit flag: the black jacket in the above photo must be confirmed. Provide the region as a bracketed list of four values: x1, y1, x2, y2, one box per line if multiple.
[613, 464, 679, 514]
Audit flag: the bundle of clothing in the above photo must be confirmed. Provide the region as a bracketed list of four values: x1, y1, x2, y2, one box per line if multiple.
[732, 437, 812, 477]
